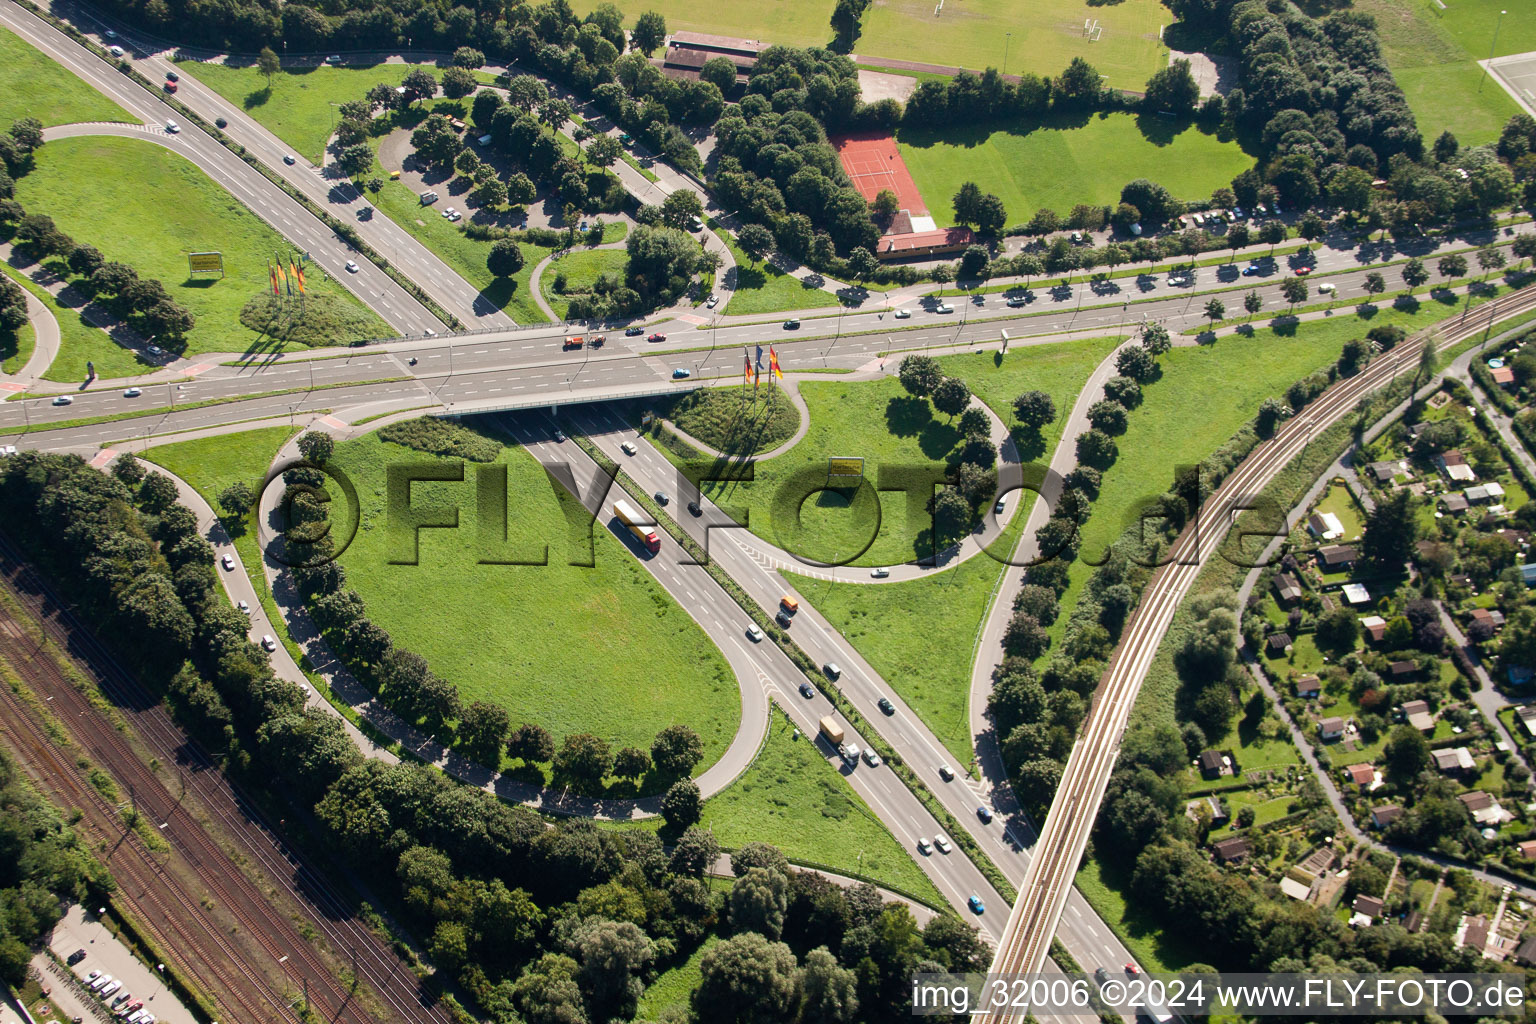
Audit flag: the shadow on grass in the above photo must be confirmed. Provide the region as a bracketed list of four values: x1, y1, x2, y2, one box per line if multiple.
[897, 108, 1245, 154]
[242, 86, 271, 110]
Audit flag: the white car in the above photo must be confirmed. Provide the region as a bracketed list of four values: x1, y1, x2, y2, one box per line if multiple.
[870, 567, 889, 578]
[706, 294, 718, 308]
[85, 970, 102, 984]
[52, 396, 73, 406]
[893, 308, 911, 318]
[862, 748, 881, 767]
[237, 600, 250, 615]
[620, 441, 638, 455]
[101, 980, 122, 999]
[123, 387, 141, 398]
[934, 303, 954, 314]
[89, 974, 113, 992]
[108, 44, 124, 56]
[934, 835, 952, 854]
[283, 154, 297, 165]
[938, 763, 955, 781]
[164, 121, 179, 133]
[917, 837, 932, 854]
[746, 624, 765, 642]
[221, 554, 235, 570]
[345, 260, 359, 273]
[146, 345, 166, 358]
[448, 210, 462, 222]
[261, 635, 277, 652]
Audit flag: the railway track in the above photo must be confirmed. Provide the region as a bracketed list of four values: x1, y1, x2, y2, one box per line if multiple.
[984, 286, 1536, 1020]
[0, 532, 454, 1024]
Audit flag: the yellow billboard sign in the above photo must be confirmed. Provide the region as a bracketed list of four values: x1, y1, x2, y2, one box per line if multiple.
[827, 457, 864, 479]
[187, 251, 224, 276]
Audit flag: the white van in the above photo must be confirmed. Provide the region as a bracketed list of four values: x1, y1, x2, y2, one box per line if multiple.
[1318, 282, 1336, 294]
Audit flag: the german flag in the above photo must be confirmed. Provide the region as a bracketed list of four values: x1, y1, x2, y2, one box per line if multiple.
[769, 347, 783, 380]
[268, 262, 280, 296]
[290, 257, 306, 294]
[743, 352, 751, 386]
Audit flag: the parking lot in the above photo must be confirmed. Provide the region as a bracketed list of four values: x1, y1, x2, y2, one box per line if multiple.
[43, 906, 196, 1024]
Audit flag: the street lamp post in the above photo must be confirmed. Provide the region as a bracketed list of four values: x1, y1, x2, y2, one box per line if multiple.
[1480, 10, 1508, 90]
[1003, 32, 1012, 76]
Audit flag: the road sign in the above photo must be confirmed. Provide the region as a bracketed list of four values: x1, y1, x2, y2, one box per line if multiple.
[827, 457, 864, 483]
[188, 251, 224, 277]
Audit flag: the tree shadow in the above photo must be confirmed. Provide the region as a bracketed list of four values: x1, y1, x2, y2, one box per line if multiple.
[243, 85, 272, 110]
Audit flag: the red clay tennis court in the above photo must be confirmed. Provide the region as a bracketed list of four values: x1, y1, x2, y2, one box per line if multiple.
[832, 131, 928, 216]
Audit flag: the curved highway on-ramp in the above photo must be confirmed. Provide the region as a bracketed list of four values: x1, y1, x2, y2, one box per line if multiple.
[981, 284, 1536, 1021]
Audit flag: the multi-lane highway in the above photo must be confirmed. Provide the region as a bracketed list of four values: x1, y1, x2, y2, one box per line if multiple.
[980, 284, 1536, 1021]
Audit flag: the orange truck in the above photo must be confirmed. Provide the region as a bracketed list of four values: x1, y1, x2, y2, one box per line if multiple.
[613, 499, 660, 554]
[564, 336, 583, 349]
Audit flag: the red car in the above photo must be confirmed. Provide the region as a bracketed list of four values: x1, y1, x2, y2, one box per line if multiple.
[1293, 265, 1312, 275]
[163, 80, 177, 92]
[647, 333, 666, 343]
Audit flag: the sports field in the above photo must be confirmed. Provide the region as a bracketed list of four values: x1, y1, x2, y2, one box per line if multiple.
[567, 0, 1167, 89]
[898, 113, 1252, 228]
[1355, 0, 1524, 146]
[834, 132, 927, 214]
[13, 137, 388, 358]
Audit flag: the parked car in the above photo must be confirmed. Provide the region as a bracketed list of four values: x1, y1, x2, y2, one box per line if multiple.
[420, 190, 439, 205]
[85, 970, 102, 984]
[67, 949, 87, 966]
[101, 981, 122, 999]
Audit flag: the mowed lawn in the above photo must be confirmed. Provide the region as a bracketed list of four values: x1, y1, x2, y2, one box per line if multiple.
[697, 706, 944, 906]
[697, 376, 967, 567]
[329, 431, 740, 768]
[716, 220, 839, 316]
[144, 425, 298, 514]
[1, 259, 152, 382]
[1355, 0, 1523, 147]
[791, 337, 1117, 761]
[898, 113, 1253, 227]
[173, 60, 489, 163]
[0, 27, 135, 128]
[14, 137, 389, 358]
[569, 0, 1167, 88]
[540, 248, 629, 320]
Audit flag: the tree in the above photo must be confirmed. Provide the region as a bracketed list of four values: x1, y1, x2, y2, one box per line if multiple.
[613, 746, 651, 780]
[508, 722, 555, 764]
[1012, 390, 1056, 429]
[1103, 376, 1141, 408]
[1076, 428, 1117, 467]
[1361, 489, 1415, 570]
[297, 431, 334, 465]
[441, 67, 477, 99]
[1244, 290, 1262, 320]
[1143, 58, 1199, 116]
[1438, 253, 1468, 280]
[257, 46, 281, 88]
[1382, 724, 1431, 788]
[1141, 323, 1171, 355]
[1477, 246, 1507, 279]
[660, 188, 703, 230]
[797, 946, 859, 1023]
[872, 189, 899, 217]
[553, 733, 613, 794]
[583, 134, 621, 171]
[1513, 234, 1536, 270]
[694, 932, 798, 1024]
[734, 841, 790, 877]
[560, 917, 654, 1020]
[932, 376, 970, 420]
[458, 700, 510, 766]
[453, 46, 485, 69]
[899, 354, 943, 398]
[930, 489, 971, 548]
[958, 406, 990, 440]
[952, 182, 984, 226]
[729, 865, 790, 938]
[1115, 345, 1156, 380]
[631, 11, 667, 55]
[1259, 220, 1286, 253]
[1203, 298, 1225, 324]
[737, 223, 774, 265]
[1402, 257, 1429, 290]
[975, 193, 1007, 235]
[1315, 607, 1359, 651]
[1360, 271, 1385, 299]
[1281, 277, 1308, 309]
[1087, 400, 1128, 434]
[401, 69, 438, 106]
[217, 481, 254, 517]
[471, 176, 507, 209]
[699, 56, 737, 93]
[488, 239, 525, 278]
[1004, 611, 1049, 659]
[335, 142, 373, 177]
[652, 723, 703, 776]
[847, 246, 879, 280]
[660, 778, 701, 829]
[830, 0, 872, 46]
[513, 953, 587, 1024]
[668, 825, 720, 877]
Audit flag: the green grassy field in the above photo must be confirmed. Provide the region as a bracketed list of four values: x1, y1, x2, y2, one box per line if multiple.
[1355, 0, 1524, 147]
[173, 60, 492, 163]
[695, 375, 966, 567]
[0, 317, 32, 376]
[0, 27, 135, 128]
[327, 429, 739, 771]
[782, 337, 1116, 761]
[144, 425, 297, 516]
[1046, 294, 1500, 662]
[540, 248, 629, 320]
[637, 937, 716, 1022]
[898, 113, 1253, 227]
[715, 221, 840, 317]
[14, 137, 389, 359]
[697, 705, 945, 906]
[570, 0, 1168, 89]
[664, 385, 801, 455]
[0, 261, 147, 382]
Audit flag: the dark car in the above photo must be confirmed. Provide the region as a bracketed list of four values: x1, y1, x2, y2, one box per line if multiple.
[977, 805, 993, 823]
[776, 610, 792, 628]
[686, 501, 701, 516]
[782, 319, 800, 330]
[165, 70, 179, 82]
[877, 696, 894, 715]
[625, 326, 644, 336]
[67, 949, 87, 966]
[798, 682, 816, 699]
[214, 116, 228, 128]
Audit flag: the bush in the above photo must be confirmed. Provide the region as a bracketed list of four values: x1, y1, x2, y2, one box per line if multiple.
[378, 417, 503, 462]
